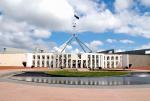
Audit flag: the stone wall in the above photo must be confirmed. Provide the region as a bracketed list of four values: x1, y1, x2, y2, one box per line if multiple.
[129, 55, 150, 67]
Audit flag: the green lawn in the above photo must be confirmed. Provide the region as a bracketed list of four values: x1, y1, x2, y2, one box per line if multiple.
[45, 70, 129, 77]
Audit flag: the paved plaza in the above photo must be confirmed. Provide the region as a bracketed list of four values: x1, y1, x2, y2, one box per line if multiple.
[0, 69, 150, 101]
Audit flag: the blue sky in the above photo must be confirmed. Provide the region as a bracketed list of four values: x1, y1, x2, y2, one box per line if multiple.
[0, 0, 150, 53]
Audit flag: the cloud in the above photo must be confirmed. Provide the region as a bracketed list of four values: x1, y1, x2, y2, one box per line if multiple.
[115, 11, 150, 38]
[33, 29, 51, 38]
[78, 10, 121, 33]
[140, 0, 150, 6]
[114, 0, 133, 12]
[72, 41, 78, 45]
[106, 38, 134, 44]
[53, 40, 103, 53]
[106, 39, 117, 43]
[0, 0, 150, 51]
[0, 16, 53, 51]
[115, 49, 125, 52]
[0, 0, 149, 36]
[120, 39, 134, 44]
[86, 40, 103, 51]
[71, 48, 81, 53]
[138, 42, 150, 49]
[0, 0, 74, 31]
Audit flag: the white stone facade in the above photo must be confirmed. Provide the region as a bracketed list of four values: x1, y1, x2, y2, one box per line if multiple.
[31, 53, 123, 69]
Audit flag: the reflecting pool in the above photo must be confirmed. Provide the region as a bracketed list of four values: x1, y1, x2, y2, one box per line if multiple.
[10, 72, 150, 86]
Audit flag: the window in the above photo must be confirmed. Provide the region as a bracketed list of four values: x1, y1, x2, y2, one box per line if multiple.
[37, 55, 40, 59]
[116, 61, 119, 66]
[116, 56, 118, 60]
[92, 55, 95, 59]
[107, 56, 109, 60]
[68, 54, 71, 58]
[64, 54, 67, 59]
[111, 56, 114, 60]
[32, 61, 35, 66]
[88, 55, 90, 61]
[37, 61, 40, 67]
[107, 62, 110, 68]
[42, 61, 44, 67]
[78, 54, 81, 59]
[47, 56, 49, 59]
[51, 56, 53, 59]
[42, 55, 45, 59]
[72, 60, 76, 68]
[46, 61, 49, 67]
[111, 62, 114, 68]
[33, 55, 35, 59]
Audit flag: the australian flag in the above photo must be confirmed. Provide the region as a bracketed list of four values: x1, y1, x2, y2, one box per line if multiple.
[74, 14, 79, 20]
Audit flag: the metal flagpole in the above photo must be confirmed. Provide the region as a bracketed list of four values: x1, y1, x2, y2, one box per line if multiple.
[60, 14, 93, 53]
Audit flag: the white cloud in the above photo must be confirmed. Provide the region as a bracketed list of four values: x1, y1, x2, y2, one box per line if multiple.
[106, 38, 135, 44]
[71, 48, 81, 53]
[86, 40, 103, 51]
[114, 0, 133, 12]
[72, 41, 78, 45]
[0, 0, 74, 31]
[120, 39, 134, 44]
[138, 42, 150, 49]
[66, 45, 72, 50]
[78, 10, 121, 33]
[0, 0, 150, 51]
[115, 49, 125, 52]
[33, 28, 51, 38]
[0, 16, 53, 50]
[115, 11, 150, 38]
[106, 39, 117, 43]
[140, 0, 150, 6]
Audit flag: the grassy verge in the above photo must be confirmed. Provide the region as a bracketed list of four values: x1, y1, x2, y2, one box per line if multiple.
[45, 70, 129, 77]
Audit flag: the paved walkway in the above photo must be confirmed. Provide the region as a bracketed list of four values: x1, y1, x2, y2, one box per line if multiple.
[0, 82, 150, 101]
[0, 69, 150, 101]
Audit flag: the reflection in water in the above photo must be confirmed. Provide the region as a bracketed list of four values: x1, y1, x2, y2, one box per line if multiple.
[11, 76, 150, 86]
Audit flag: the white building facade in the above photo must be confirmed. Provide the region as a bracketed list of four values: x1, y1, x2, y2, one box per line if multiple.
[31, 53, 124, 69]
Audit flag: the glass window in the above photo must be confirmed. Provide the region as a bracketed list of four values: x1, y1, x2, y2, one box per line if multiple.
[107, 56, 109, 60]
[37, 55, 40, 59]
[33, 55, 35, 59]
[42, 55, 45, 59]
[47, 56, 49, 59]
[116, 56, 118, 60]
[37, 61, 40, 67]
[42, 61, 44, 67]
[111, 56, 114, 60]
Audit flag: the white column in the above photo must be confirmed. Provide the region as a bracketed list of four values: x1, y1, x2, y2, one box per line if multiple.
[81, 60, 83, 68]
[76, 60, 77, 69]
[35, 54, 37, 67]
[66, 54, 68, 68]
[58, 55, 59, 68]
[86, 56, 88, 68]
[95, 55, 96, 68]
[114, 56, 116, 68]
[44, 55, 46, 67]
[101, 55, 104, 68]
[40, 55, 42, 67]
[90, 55, 92, 68]
[98, 55, 100, 67]
[49, 55, 51, 68]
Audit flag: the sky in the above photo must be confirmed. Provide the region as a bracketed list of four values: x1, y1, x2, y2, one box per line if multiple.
[0, 0, 150, 53]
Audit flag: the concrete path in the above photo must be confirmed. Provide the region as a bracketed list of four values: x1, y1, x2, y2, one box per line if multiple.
[0, 82, 150, 101]
[0, 69, 150, 101]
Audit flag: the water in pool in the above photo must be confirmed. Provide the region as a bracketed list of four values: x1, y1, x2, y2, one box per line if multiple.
[10, 72, 150, 86]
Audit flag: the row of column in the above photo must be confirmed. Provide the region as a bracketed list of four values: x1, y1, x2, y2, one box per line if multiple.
[32, 54, 122, 69]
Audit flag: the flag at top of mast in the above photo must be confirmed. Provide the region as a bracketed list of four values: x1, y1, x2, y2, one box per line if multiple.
[74, 14, 79, 19]
[73, 14, 79, 28]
